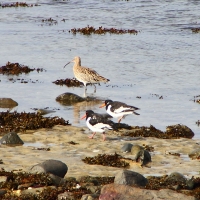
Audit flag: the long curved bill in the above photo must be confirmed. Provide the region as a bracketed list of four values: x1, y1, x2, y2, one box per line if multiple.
[80, 114, 86, 120]
[63, 61, 71, 68]
[99, 103, 106, 108]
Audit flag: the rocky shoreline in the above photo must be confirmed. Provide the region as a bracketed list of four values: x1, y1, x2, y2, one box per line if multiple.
[0, 123, 200, 199]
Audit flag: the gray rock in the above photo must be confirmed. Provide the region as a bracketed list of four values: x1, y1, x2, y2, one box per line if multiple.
[0, 132, 24, 145]
[186, 178, 195, 190]
[99, 184, 196, 200]
[114, 170, 148, 187]
[49, 174, 66, 186]
[57, 191, 75, 200]
[56, 92, 97, 105]
[121, 143, 133, 152]
[81, 194, 99, 200]
[30, 159, 68, 178]
[0, 98, 18, 108]
[0, 189, 7, 196]
[166, 172, 186, 184]
[130, 145, 151, 166]
[56, 92, 85, 105]
[189, 149, 200, 160]
[21, 186, 56, 196]
[37, 109, 56, 115]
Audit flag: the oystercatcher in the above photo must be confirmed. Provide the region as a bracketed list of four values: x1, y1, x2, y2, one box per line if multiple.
[64, 56, 109, 93]
[100, 100, 140, 123]
[81, 110, 115, 141]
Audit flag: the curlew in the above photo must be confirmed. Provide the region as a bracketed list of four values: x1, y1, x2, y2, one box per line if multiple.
[64, 56, 109, 93]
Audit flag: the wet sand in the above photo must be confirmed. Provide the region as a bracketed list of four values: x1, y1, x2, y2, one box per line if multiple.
[1, 125, 200, 179]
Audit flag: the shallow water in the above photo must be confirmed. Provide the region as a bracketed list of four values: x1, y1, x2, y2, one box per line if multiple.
[0, 0, 200, 138]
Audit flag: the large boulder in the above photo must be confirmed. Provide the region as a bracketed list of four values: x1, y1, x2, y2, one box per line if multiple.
[0, 132, 24, 145]
[99, 184, 196, 200]
[30, 159, 68, 178]
[0, 98, 18, 108]
[114, 170, 147, 187]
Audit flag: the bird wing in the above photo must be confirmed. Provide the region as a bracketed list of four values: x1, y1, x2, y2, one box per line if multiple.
[111, 101, 140, 114]
[93, 122, 113, 130]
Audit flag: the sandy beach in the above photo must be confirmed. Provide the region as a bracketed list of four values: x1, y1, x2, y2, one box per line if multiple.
[1, 125, 199, 179]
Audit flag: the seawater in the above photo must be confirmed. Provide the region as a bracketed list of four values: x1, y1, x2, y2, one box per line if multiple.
[0, 0, 200, 137]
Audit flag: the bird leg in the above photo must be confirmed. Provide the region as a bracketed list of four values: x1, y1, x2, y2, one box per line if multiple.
[89, 132, 96, 139]
[102, 132, 106, 141]
[84, 85, 87, 92]
[117, 116, 124, 123]
[94, 84, 96, 93]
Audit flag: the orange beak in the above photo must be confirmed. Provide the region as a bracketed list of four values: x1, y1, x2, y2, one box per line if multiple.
[99, 103, 106, 108]
[80, 114, 86, 120]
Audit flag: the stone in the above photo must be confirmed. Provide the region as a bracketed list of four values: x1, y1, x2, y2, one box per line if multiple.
[114, 170, 147, 187]
[21, 186, 56, 196]
[0, 98, 18, 108]
[81, 194, 99, 200]
[49, 174, 66, 186]
[166, 172, 186, 183]
[166, 124, 194, 139]
[130, 145, 151, 166]
[99, 184, 196, 200]
[189, 149, 200, 160]
[0, 189, 7, 196]
[0, 176, 7, 182]
[56, 92, 85, 105]
[56, 92, 97, 105]
[30, 159, 68, 178]
[0, 132, 24, 145]
[57, 191, 75, 200]
[121, 143, 133, 152]
[37, 109, 56, 115]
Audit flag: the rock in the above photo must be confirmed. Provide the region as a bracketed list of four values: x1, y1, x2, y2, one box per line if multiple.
[186, 178, 195, 190]
[21, 186, 56, 196]
[166, 172, 187, 184]
[114, 170, 147, 187]
[85, 185, 101, 194]
[57, 191, 75, 200]
[130, 145, 151, 166]
[37, 109, 56, 115]
[0, 189, 7, 196]
[0, 98, 18, 108]
[81, 194, 99, 200]
[55, 92, 97, 105]
[0, 176, 7, 182]
[189, 149, 200, 160]
[0, 132, 24, 145]
[121, 143, 133, 152]
[30, 159, 68, 178]
[166, 124, 194, 139]
[18, 183, 33, 190]
[49, 173, 66, 186]
[56, 92, 85, 105]
[99, 184, 196, 200]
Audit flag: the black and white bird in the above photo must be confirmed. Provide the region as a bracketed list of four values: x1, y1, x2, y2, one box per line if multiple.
[100, 100, 140, 123]
[81, 110, 115, 141]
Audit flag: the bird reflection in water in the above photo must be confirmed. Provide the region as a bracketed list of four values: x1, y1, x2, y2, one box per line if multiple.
[72, 99, 103, 124]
